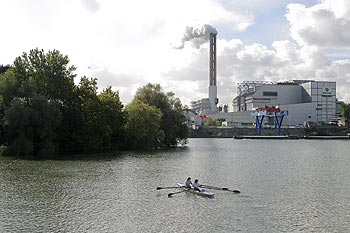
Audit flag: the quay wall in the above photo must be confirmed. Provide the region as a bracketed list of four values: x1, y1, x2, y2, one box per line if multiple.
[189, 126, 350, 138]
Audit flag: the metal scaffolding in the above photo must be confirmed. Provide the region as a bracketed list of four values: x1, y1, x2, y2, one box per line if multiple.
[237, 81, 273, 95]
[251, 106, 289, 135]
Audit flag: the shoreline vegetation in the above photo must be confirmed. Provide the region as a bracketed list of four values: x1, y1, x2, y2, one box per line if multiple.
[0, 49, 188, 159]
[2, 49, 349, 160]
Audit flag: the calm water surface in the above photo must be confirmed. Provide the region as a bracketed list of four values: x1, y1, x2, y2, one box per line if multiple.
[1, 138, 350, 232]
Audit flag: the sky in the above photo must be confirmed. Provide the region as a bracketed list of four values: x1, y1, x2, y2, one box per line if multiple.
[1, 0, 350, 109]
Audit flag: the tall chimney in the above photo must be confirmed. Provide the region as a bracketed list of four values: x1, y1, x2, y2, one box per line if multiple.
[208, 32, 218, 113]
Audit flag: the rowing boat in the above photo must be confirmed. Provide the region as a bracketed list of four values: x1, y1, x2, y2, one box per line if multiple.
[176, 182, 214, 198]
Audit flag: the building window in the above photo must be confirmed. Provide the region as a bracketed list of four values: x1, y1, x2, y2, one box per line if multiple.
[263, 91, 278, 96]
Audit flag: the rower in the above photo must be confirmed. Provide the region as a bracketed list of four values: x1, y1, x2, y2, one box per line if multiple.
[185, 177, 192, 188]
[193, 179, 201, 192]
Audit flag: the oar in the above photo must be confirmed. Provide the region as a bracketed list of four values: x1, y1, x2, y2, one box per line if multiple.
[168, 190, 187, 197]
[202, 185, 240, 193]
[157, 186, 179, 190]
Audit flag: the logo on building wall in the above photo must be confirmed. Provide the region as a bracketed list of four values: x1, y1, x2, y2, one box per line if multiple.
[322, 87, 332, 96]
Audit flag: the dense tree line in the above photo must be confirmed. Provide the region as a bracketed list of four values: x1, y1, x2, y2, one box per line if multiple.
[340, 102, 350, 125]
[0, 49, 188, 158]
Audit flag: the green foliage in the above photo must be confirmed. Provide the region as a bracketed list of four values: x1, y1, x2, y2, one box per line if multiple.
[0, 70, 14, 145]
[70, 79, 126, 151]
[0, 65, 10, 75]
[74, 77, 103, 151]
[203, 117, 221, 127]
[124, 101, 163, 149]
[340, 102, 350, 125]
[0, 69, 20, 108]
[30, 96, 62, 156]
[132, 83, 188, 147]
[12, 48, 76, 103]
[4, 96, 62, 158]
[4, 98, 32, 156]
[98, 87, 126, 147]
[0, 49, 73, 157]
[0, 145, 6, 156]
[0, 49, 127, 155]
[0, 50, 187, 158]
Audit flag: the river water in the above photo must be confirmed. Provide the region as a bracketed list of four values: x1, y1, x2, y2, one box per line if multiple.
[1, 138, 350, 233]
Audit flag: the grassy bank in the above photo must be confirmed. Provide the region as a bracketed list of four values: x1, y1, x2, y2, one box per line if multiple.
[0, 153, 13, 161]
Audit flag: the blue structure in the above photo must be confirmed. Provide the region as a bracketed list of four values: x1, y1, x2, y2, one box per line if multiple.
[251, 107, 289, 135]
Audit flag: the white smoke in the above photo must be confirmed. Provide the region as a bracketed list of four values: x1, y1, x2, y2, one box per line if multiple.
[174, 24, 218, 49]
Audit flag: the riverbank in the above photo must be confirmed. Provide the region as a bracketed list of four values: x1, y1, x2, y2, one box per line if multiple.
[189, 125, 350, 138]
[233, 135, 350, 140]
[0, 155, 12, 160]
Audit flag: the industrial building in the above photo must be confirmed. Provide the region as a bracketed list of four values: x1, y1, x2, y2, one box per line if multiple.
[229, 80, 337, 126]
[197, 80, 340, 127]
[188, 29, 339, 128]
[189, 78, 339, 128]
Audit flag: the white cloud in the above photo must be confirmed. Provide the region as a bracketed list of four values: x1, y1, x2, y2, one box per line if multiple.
[81, 0, 100, 12]
[164, 35, 349, 105]
[272, 40, 300, 63]
[1, 0, 350, 107]
[286, 0, 350, 48]
[0, 0, 254, 105]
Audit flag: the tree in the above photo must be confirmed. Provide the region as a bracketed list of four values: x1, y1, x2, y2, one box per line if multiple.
[203, 117, 221, 126]
[1, 49, 130, 156]
[0, 68, 17, 145]
[70, 78, 126, 151]
[98, 87, 126, 148]
[132, 83, 188, 147]
[70, 76, 100, 151]
[0, 65, 11, 75]
[0, 68, 21, 108]
[1, 49, 188, 156]
[124, 101, 163, 149]
[4, 96, 61, 158]
[12, 48, 76, 103]
[0, 48, 76, 157]
[340, 102, 350, 125]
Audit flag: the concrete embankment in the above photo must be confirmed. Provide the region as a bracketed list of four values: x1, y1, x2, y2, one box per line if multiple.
[189, 126, 350, 138]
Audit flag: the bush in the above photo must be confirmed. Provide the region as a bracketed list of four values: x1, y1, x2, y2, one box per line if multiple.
[0, 145, 7, 156]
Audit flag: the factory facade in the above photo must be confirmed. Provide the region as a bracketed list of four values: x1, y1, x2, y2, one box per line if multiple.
[231, 80, 337, 126]
[190, 80, 339, 128]
[186, 28, 340, 128]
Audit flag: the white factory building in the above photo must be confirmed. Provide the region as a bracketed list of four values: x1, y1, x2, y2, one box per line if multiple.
[186, 28, 340, 128]
[190, 80, 339, 128]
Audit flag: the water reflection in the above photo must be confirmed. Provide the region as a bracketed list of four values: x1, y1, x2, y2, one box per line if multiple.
[1, 139, 350, 232]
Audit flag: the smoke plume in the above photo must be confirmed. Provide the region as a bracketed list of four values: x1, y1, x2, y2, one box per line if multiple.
[174, 24, 218, 49]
